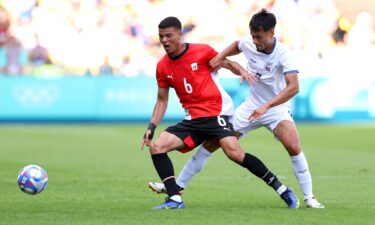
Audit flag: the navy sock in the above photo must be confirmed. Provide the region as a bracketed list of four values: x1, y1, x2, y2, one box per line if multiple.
[151, 153, 180, 197]
[241, 153, 282, 191]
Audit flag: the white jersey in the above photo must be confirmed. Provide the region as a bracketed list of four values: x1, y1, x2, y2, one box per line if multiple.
[238, 36, 298, 110]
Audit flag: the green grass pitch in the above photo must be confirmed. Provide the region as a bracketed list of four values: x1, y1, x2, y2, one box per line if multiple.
[0, 123, 374, 225]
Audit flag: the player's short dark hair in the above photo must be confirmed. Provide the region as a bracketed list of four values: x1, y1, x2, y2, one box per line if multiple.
[249, 9, 276, 32]
[158, 16, 182, 30]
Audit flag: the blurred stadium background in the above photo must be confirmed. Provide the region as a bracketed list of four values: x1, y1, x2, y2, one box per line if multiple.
[0, 0, 374, 122]
[1, 1, 375, 224]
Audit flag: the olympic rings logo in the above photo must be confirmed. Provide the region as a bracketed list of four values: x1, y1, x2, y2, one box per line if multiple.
[12, 84, 61, 108]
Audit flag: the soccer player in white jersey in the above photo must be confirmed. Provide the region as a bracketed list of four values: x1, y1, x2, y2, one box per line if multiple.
[149, 9, 324, 208]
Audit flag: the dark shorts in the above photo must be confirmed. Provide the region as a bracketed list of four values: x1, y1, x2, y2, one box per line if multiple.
[165, 116, 236, 153]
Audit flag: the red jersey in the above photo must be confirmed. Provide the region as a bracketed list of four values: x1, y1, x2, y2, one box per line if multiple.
[156, 43, 234, 120]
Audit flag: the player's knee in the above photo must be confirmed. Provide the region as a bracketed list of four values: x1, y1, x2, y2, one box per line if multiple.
[285, 143, 301, 156]
[223, 146, 244, 163]
[150, 142, 168, 154]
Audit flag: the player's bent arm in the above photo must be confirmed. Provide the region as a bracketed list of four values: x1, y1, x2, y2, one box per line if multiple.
[264, 72, 299, 109]
[221, 59, 245, 75]
[150, 87, 170, 126]
[218, 41, 242, 59]
[249, 73, 299, 121]
[209, 41, 242, 70]
[221, 59, 257, 84]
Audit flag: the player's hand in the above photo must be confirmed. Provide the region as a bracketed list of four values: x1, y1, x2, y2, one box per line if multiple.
[141, 131, 151, 150]
[248, 105, 268, 121]
[240, 71, 257, 85]
[140, 123, 157, 150]
[209, 55, 222, 73]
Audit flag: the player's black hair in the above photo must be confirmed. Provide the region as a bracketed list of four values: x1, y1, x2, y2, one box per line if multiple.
[158, 16, 182, 30]
[249, 9, 276, 32]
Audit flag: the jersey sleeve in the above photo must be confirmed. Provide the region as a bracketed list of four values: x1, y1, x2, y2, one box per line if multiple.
[280, 49, 299, 75]
[237, 37, 248, 52]
[156, 64, 170, 88]
[203, 44, 218, 62]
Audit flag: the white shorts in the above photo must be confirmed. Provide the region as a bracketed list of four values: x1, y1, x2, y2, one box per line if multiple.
[231, 102, 294, 139]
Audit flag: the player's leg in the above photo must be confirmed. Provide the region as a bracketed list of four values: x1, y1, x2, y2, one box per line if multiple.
[218, 136, 299, 208]
[149, 139, 220, 194]
[149, 136, 230, 193]
[229, 104, 289, 196]
[151, 108, 247, 192]
[150, 119, 210, 208]
[174, 114, 244, 189]
[176, 139, 220, 189]
[273, 120, 324, 208]
[150, 131, 186, 209]
[149, 121, 220, 194]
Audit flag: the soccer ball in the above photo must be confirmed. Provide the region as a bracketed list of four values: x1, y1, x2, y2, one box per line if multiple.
[17, 165, 48, 195]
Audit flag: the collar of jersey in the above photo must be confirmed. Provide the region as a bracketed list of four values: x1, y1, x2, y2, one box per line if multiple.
[168, 43, 190, 60]
[260, 38, 276, 55]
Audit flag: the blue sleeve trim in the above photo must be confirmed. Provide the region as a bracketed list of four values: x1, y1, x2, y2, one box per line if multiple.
[284, 70, 299, 75]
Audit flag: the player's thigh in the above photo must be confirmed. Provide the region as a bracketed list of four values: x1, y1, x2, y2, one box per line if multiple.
[202, 138, 221, 153]
[166, 120, 207, 153]
[203, 116, 236, 139]
[230, 103, 254, 138]
[202, 116, 237, 153]
[273, 120, 301, 155]
[232, 104, 261, 138]
[151, 131, 185, 154]
[218, 136, 245, 163]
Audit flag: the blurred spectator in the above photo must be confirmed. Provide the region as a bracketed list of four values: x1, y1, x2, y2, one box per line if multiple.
[32, 58, 64, 77]
[99, 56, 113, 75]
[181, 16, 196, 41]
[29, 34, 50, 67]
[0, 36, 28, 75]
[118, 55, 140, 77]
[332, 16, 351, 45]
[267, 0, 303, 49]
[0, 0, 373, 77]
[298, 0, 337, 58]
[0, 7, 10, 47]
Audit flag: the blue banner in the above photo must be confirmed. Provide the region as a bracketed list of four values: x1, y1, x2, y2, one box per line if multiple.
[0, 76, 374, 122]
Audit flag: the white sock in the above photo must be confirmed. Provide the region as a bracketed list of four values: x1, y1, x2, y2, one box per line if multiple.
[170, 195, 182, 203]
[176, 145, 212, 188]
[291, 151, 314, 200]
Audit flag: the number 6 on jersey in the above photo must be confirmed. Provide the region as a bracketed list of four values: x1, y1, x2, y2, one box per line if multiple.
[183, 77, 193, 94]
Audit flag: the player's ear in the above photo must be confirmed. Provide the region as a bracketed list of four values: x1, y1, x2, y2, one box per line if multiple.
[269, 28, 275, 37]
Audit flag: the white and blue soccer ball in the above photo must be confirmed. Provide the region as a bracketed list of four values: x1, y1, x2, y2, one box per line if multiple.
[17, 165, 48, 195]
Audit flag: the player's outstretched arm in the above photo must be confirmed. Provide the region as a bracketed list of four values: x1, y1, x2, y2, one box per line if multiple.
[221, 59, 257, 85]
[209, 41, 241, 70]
[141, 87, 169, 150]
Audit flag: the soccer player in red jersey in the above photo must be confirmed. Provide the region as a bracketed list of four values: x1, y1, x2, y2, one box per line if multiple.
[141, 16, 299, 209]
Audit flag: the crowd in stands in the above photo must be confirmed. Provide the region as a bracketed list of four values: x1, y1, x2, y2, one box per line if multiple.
[0, 0, 374, 77]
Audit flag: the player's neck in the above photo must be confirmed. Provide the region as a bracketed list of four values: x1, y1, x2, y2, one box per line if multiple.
[174, 43, 187, 56]
[262, 38, 276, 54]
[168, 43, 189, 59]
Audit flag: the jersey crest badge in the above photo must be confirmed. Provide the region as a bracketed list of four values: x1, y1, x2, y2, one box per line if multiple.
[265, 63, 273, 72]
[191, 62, 198, 71]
